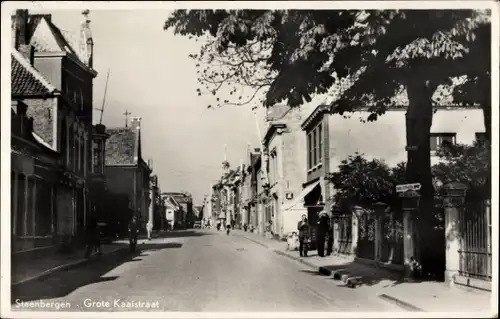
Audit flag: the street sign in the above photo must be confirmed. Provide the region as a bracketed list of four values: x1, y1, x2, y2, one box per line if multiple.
[395, 183, 422, 193]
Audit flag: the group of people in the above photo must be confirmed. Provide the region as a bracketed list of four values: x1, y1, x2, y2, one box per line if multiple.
[296, 211, 333, 258]
[84, 216, 154, 257]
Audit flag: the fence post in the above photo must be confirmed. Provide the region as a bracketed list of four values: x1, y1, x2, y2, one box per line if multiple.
[351, 206, 362, 255]
[442, 182, 467, 287]
[399, 190, 421, 279]
[373, 202, 387, 262]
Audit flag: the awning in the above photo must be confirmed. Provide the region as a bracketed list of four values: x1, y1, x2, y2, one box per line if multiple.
[282, 180, 320, 211]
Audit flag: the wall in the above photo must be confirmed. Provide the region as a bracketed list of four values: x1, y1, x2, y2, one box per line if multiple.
[327, 108, 485, 173]
[105, 166, 136, 209]
[23, 97, 58, 149]
[33, 55, 63, 89]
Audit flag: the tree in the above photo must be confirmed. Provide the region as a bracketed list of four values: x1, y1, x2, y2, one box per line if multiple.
[326, 153, 406, 210]
[432, 139, 491, 194]
[165, 9, 491, 263]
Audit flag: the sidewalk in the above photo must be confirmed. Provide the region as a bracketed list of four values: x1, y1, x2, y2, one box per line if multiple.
[12, 240, 131, 286]
[234, 230, 493, 313]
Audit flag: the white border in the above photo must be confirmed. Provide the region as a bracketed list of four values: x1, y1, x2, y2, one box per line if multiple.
[1, 1, 498, 319]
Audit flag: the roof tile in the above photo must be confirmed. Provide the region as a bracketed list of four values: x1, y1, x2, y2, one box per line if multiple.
[105, 127, 137, 165]
[11, 49, 57, 96]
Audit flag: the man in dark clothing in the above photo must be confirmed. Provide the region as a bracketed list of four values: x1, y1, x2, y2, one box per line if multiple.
[128, 216, 139, 253]
[326, 217, 334, 256]
[297, 214, 310, 257]
[316, 211, 329, 257]
[84, 218, 102, 258]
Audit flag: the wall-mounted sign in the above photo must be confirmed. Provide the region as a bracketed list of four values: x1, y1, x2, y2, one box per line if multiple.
[285, 192, 294, 200]
[396, 183, 422, 193]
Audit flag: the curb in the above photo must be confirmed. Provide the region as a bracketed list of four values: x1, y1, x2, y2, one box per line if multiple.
[238, 233, 426, 312]
[12, 243, 137, 287]
[378, 293, 425, 312]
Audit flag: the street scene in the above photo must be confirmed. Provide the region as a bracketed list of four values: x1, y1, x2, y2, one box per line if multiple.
[6, 3, 495, 316]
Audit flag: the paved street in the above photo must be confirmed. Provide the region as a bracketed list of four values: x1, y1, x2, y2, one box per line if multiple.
[11, 230, 401, 312]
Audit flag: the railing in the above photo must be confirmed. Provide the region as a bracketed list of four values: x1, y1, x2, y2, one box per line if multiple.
[337, 214, 352, 255]
[357, 212, 375, 260]
[458, 199, 492, 281]
[381, 212, 404, 265]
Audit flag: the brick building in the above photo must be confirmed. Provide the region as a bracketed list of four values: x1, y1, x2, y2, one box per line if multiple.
[10, 54, 60, 252]
[105, 117, 152, 230]
[11, 10, 97, 249]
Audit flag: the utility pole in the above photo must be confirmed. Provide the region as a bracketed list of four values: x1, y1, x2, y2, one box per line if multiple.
[124, 110, 131, 128]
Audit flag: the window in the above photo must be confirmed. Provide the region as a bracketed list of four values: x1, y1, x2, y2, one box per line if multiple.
[476, 132, 487, 143]
[313, 129, 317, 166]
[318, 123, 323, 161]
[80, 89, 84, 111]
[430, 133, 456, 153]
[80, 137, 85, 173]
[35, 179, 52, 236]
[16, 174, 26, 236]
[307, 122, 324, 170]
[307, 133, 312, 169]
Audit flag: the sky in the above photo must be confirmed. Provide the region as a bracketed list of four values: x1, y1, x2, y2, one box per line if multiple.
[26, 9, 332, 205]
[28, 9, 272, 204]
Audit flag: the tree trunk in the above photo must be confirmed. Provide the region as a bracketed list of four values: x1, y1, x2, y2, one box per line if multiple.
[404, 78, 435, 268]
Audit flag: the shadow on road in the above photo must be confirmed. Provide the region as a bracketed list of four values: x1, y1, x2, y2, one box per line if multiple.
[156, 230, 213, 238]
[11, 242, 182, 305]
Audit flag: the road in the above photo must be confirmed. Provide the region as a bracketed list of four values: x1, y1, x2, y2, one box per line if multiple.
[12, 230, 401, 312]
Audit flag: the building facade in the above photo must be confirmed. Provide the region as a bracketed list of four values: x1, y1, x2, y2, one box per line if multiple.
[105, 117, 152, 230]
[11, 9, 97, 249]
[262, 106, 307, 239]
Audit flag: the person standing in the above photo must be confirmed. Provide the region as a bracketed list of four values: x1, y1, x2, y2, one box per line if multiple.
[316, 211, 329, 257]
[128, 216, 139, 253]
[326, 216, 334, 256]
[84, 218, 102, 258]
[297, 215, 310, 257]
[146, 220, 153, 240]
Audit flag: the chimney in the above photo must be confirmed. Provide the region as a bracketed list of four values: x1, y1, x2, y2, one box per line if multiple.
[14, 9, 29, 49]
[148, 159, 153, 169]
[130, 117, 141, 131]
[18, 44, 35, 65]
[80, 10, 93, 67]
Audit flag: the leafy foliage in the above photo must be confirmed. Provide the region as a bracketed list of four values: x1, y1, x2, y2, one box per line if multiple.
[165, 9, 490, 114]
[432, 139, 491, 191]
[326, 153, 407, 210]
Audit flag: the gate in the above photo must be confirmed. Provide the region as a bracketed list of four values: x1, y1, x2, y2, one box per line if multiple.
[357, 212, 375, 260]
[337, 214, 352, 255]
[381, 211, 404, 265]
[458, 198, 492, 281]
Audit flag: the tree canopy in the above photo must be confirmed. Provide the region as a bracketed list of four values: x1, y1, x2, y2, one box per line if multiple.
[326, 153, 407, 210]
[165, 9, 490, 117]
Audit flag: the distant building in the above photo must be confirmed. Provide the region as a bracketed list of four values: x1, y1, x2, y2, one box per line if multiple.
[162, 192, 193, 226]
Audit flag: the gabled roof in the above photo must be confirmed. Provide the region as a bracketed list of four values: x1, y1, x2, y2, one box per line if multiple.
[105, 127, 139, 166]
[266, 104, 291, 122]
[11, 49, 58, 97]
[27, 14, 93, 70]
[163, 192, 192, 205]
[165, 196, 181, 210]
